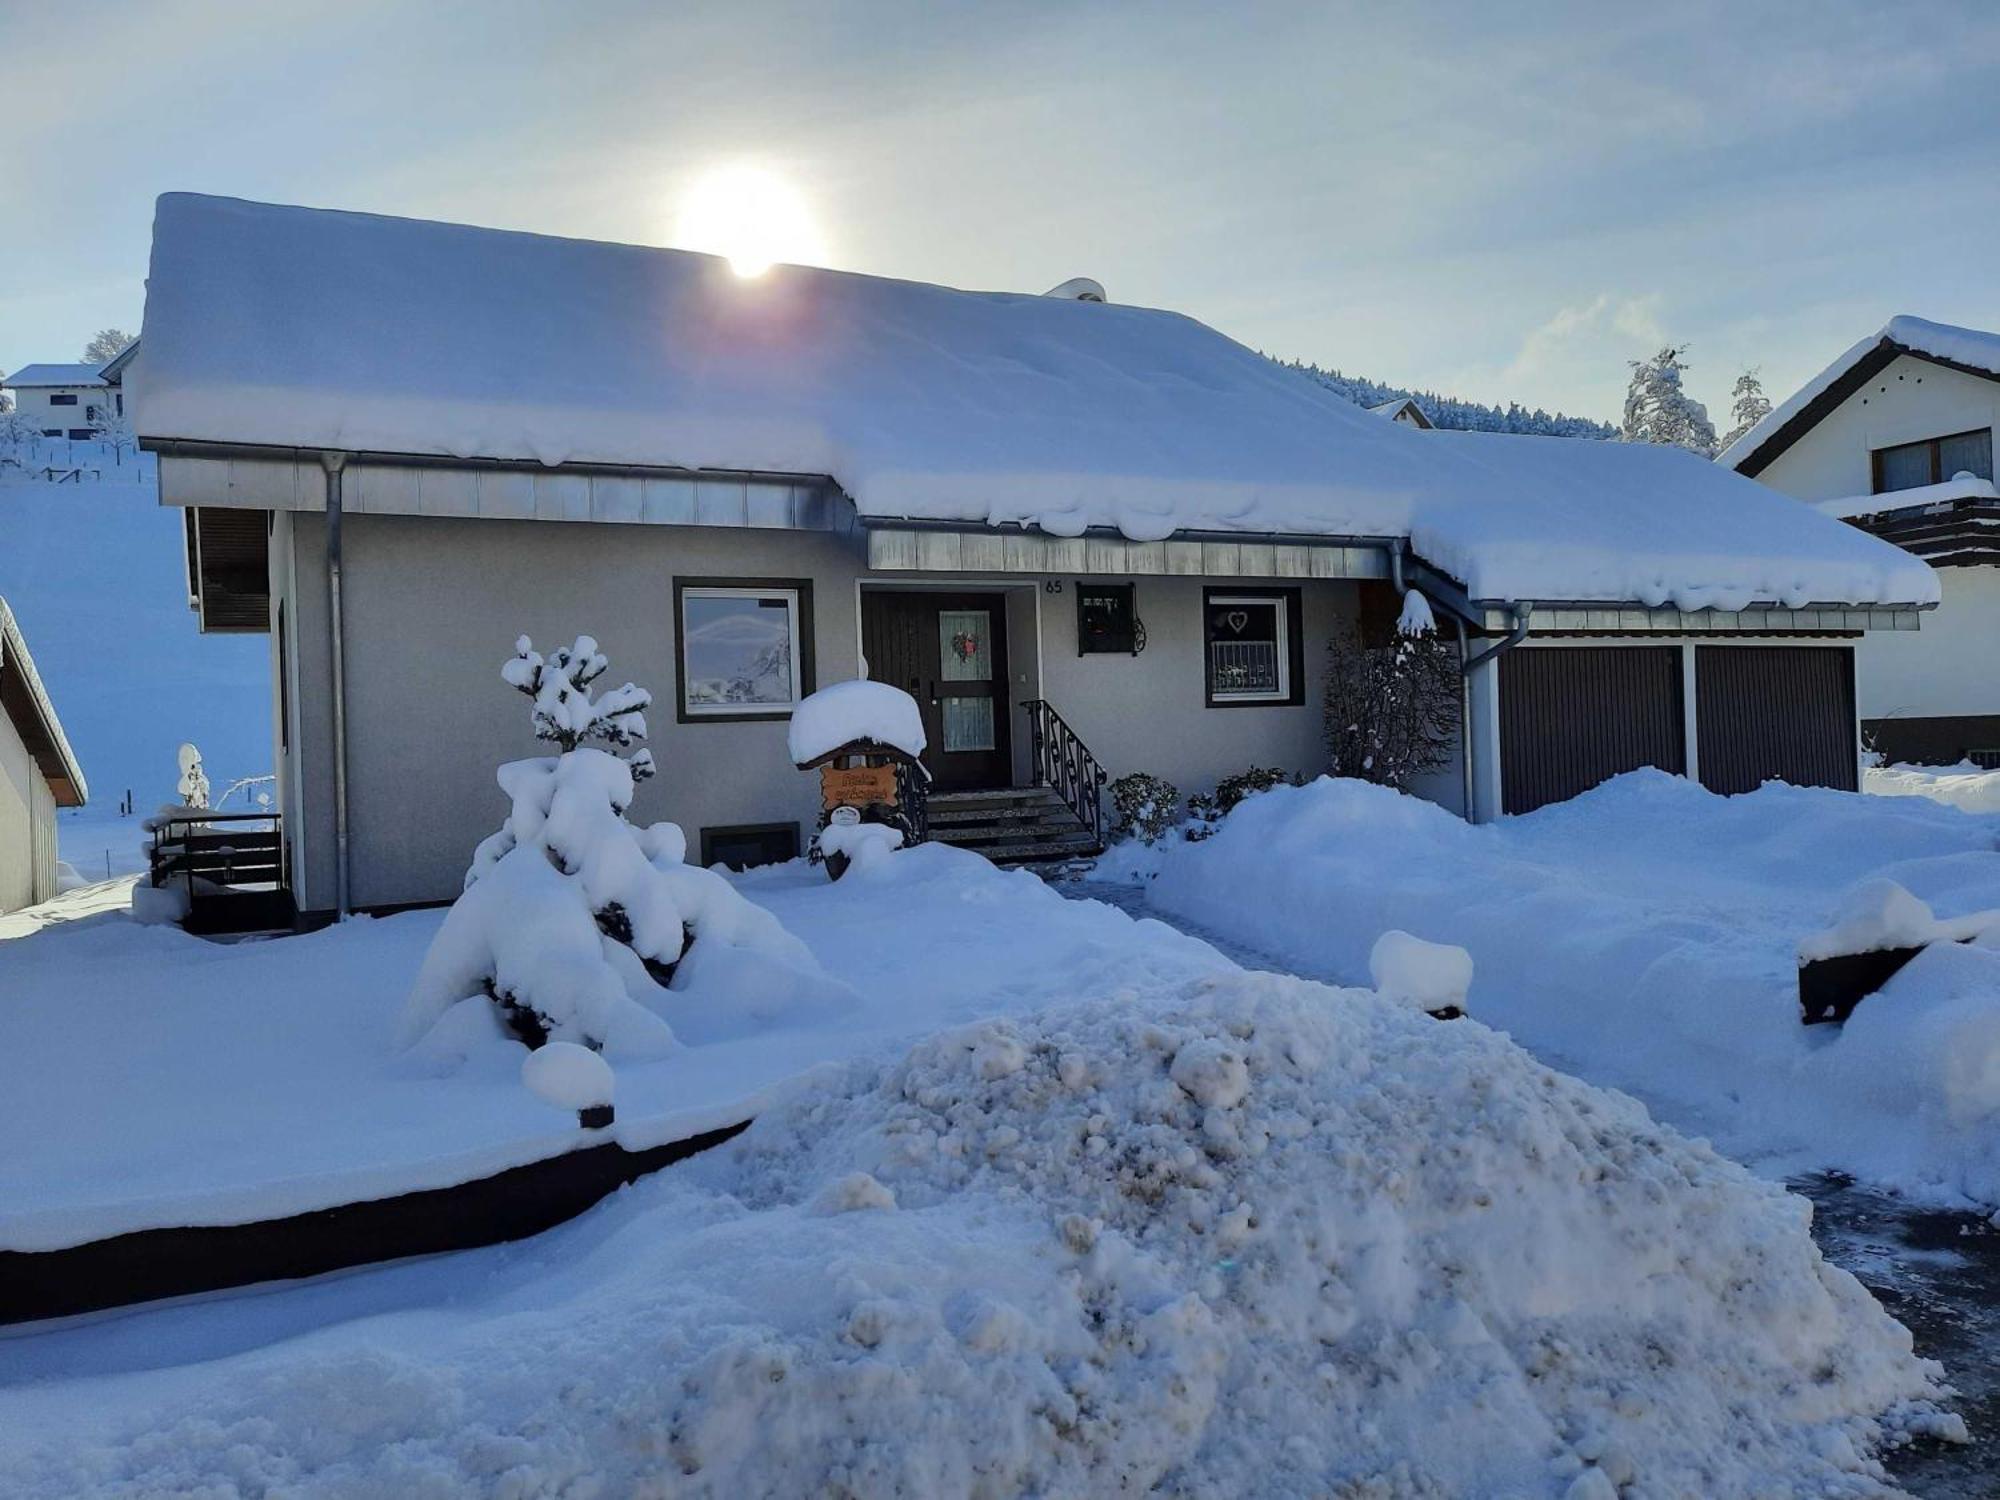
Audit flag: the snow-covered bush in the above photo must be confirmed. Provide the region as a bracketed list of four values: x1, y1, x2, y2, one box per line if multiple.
[1109, 772, 1179, 846]
[1320, 591, 1458, 791]
[1186, 766, 1295, 837]
[398, 634, 814, 1059]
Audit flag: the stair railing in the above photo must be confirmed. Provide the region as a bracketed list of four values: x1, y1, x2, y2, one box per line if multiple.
[1022, 699, 1107, 846]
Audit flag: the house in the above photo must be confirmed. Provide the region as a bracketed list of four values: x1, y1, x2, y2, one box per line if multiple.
[1719, 316, 2000, 765]
[1367, 396, 1434, 429]
[0, 597, 87, 912]
[2, 360, 128, 438]
[130, 194, 1934, 923]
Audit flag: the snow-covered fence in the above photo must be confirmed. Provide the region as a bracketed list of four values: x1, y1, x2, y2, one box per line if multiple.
[1797, 879, 2000, 1024]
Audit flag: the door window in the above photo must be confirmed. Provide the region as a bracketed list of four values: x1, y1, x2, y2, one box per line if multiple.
[938, 609, 996, 751]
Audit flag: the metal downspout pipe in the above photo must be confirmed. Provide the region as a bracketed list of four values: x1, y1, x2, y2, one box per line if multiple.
[321, 451, 351, 919]
[1459, 602, 1532, 822]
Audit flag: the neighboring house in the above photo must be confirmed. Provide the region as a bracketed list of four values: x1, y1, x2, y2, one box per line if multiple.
[133, 194, 1932, 923]
[1366, 396, 1434, 429]
[2, 361, 128, 438]
[0, 598, 87, 912]
[1719, 316, 2000, 765]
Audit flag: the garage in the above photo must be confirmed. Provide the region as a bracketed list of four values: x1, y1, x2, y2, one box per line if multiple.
[1499, 646, 1686, 815]
[1695, 645, 1857, 794]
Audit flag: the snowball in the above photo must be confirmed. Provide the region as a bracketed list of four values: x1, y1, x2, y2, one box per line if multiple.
[1169, 1037, 1250, 1108]
[788, 679, 927, 764]
[1369, 929, 1473, 1015]
[1799, 878, 1941, 961]
[521, 1041, 614, 1112]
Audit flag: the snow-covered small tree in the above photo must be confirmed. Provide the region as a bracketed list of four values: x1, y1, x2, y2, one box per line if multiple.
[1717, 368, 1772, 453]
[398, 634, 811, 1060]
[1620, 345, 1718, 457]
[82, 328, 136, 365]
[1321, 590, 1459, 791]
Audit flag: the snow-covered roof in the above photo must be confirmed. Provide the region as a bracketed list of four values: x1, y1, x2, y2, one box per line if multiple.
[1718, 316, 2000, 475]
[97, 340, 140, 383]
[137, 193, 1936, 610]
[0, 597, 87, 807]
[1816, 474, 2000, 522]
[788, 679, 927, 766]
[3, 363, 106, 389]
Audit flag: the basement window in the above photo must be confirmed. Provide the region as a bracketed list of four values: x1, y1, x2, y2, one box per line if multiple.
[700, 823, 800, 870]
[1204, 588, 1303, 707]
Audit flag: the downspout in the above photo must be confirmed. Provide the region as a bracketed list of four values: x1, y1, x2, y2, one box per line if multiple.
[1461, 602, 1533, 676]
[321, 451, 351, 919]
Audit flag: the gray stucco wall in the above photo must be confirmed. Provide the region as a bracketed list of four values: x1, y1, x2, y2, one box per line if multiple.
[0, 708, 57, 913]
[278, 513, 1440, 912]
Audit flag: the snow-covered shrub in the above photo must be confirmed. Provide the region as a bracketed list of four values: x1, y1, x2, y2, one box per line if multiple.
[398, 634, 814, 1059]
[1320, 591, 1458, 791]
[1186, 766, 1295, 837]
[1109, 772, 1179, 846]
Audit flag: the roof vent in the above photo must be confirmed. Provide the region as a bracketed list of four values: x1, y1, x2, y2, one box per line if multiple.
[1043, 277, 1106, 304]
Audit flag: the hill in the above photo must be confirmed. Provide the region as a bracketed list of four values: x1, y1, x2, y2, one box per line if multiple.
[1280, 359, 1617, 439]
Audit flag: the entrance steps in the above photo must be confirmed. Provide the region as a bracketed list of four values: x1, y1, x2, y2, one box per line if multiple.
[925, 786, 1102, 865]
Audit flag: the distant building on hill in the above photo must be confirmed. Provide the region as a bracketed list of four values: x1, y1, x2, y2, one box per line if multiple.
[3, 345, 135, 438]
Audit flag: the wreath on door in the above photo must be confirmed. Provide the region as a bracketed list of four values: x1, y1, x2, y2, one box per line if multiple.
[951, 630, 980, 663]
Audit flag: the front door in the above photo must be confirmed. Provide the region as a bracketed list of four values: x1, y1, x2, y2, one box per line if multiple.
[861, 592, 1012, 790]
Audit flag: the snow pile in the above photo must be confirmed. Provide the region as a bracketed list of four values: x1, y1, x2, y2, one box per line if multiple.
[1369, 927, 1473, 1015]
[1720, 314, 2000, 470]
[814, 817, 905, 873]
[401, 635, 820, 1060]
[137, 194, 1935, 610]
[789, 678, 927, 764]
[12, 973, 1956, 1495]
[521, 1040, 614, 1113]
[1124, 771, 2000, 1203]
[1868, 760, 2000, 815]
[1395, 585, 1435, 635]
[1800, 878, 1999, 961]
[1818, 473, 2000, 521]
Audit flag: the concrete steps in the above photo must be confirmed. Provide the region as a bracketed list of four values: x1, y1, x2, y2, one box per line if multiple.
[924, 786, 1102, 865]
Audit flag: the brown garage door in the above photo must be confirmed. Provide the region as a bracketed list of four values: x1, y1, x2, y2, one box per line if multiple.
[1695, 646, 1857, 794]
[1500, 646, 1686, 815]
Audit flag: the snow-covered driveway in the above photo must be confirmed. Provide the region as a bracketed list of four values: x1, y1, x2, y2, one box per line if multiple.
[1097, 771, 2000, 1205]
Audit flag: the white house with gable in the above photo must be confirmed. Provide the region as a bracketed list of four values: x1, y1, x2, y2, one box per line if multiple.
[3, 350, 134, 438]
[1719, 316, 2000, 765]
[132, 194, 1933, 929]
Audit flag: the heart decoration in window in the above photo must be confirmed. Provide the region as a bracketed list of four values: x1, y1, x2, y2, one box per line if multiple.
[951, 630, 980, 662]
[1225, 610, 1249, 633]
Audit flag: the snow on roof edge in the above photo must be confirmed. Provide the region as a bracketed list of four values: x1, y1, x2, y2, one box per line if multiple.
[4, 363, 108, 388]
[1718, 315, 2000, 472]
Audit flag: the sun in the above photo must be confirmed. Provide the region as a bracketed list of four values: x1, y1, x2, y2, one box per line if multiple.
[673, 165, 827, 279]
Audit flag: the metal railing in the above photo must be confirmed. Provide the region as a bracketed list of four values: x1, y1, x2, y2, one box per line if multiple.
[895, 757, 930, 845]
[1023, 699, 1106, 845]
[147, 811, 284, 893]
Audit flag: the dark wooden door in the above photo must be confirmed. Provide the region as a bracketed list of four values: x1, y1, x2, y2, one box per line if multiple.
[861, 592, 1012, 790]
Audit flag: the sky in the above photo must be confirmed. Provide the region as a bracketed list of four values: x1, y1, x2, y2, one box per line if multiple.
[4, 0, 1999, 423]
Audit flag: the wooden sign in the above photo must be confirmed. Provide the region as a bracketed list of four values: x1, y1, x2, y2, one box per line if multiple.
[821, 764, 898, 810]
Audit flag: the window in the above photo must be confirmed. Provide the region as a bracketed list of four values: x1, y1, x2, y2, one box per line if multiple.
[115, 393, 124, 416]
[66, 429, 93, 440]
[1872, 428, 1993, 494]
[1204, 588, 1303, 706]
[40, 429, 60, 438]
[700, 823, 799, 870]
[48, 393, 77, 407]
[674, 579, 813, 721]
[1077, 582, 1140, 655]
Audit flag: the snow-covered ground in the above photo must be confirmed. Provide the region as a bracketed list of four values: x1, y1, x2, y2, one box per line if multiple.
[0, 845, 1226, 1251]
[0, 844, 1964, 1496]
[1867, 761, 2000, 816]
[1100, 771, 2000, 1207]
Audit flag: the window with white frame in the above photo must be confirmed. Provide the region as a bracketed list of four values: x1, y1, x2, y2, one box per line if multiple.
[676, 581, 810, 719]
[1204, 590, 1297, 705]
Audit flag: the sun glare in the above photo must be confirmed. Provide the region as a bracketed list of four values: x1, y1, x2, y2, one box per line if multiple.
[673, 165, 826, 279]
